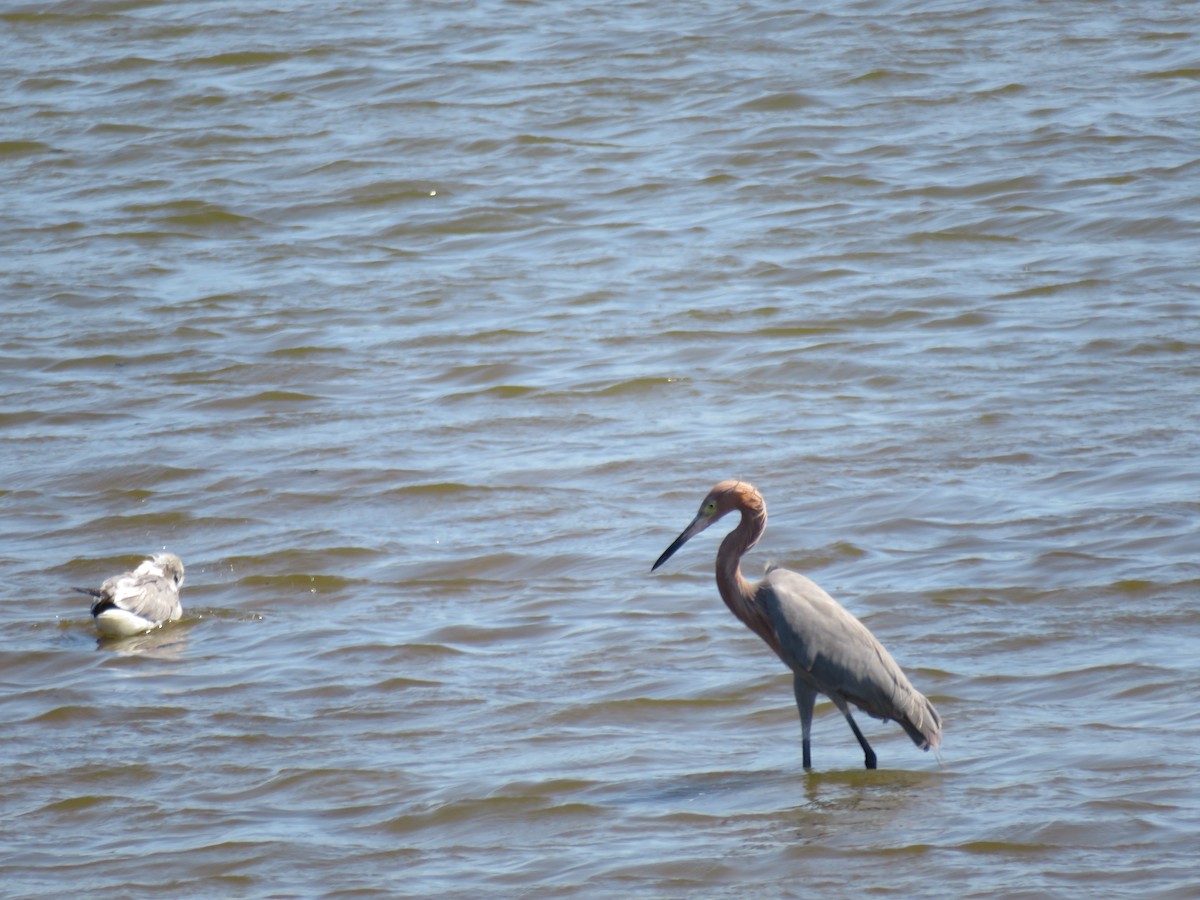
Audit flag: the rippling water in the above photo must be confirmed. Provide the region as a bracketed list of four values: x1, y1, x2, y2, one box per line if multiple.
[3, 1, 1199, 896]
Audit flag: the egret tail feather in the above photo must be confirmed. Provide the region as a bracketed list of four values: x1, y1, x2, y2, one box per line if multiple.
[898, 695, 943, 752]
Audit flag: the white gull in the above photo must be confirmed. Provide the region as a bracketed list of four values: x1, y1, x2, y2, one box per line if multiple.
[76, 552, 186, 637]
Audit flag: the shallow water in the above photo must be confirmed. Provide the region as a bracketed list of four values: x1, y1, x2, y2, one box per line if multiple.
[2, 1, 1199, 896]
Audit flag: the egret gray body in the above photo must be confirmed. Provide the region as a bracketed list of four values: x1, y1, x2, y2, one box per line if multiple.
[653, 480, 941, 770]
[76, 552, 186, 637]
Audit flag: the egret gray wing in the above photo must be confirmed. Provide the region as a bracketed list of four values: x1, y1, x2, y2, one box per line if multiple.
[759, 567, 941, 749]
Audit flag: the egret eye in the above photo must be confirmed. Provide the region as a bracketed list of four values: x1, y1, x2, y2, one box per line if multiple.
[703, 500, 717, 514]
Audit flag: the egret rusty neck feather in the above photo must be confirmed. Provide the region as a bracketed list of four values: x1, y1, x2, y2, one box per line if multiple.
[708, 482, 780, 651]
[652, 480, 780, 652]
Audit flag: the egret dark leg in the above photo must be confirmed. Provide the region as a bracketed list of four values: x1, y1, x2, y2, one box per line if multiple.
[841, 709, 877, 770]
[792, 675, 817, 770]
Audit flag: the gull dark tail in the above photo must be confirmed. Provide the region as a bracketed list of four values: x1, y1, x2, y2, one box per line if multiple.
[74, 586, 115, 618]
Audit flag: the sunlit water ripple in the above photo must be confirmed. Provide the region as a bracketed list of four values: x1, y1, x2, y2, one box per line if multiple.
[2, 1, 1198, 896]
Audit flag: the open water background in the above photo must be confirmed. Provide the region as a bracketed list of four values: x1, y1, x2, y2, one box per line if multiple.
[2, 1, 1199, 896]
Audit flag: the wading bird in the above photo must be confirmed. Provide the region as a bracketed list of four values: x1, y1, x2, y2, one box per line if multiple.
[76, 552, 186, 637]
[652, 480, 941, 770]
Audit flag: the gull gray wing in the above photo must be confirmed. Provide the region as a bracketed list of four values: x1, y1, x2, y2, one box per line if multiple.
[96, 568, 183, 624]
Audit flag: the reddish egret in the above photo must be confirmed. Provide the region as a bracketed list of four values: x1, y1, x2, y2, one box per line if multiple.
[75, 552, 185, 637]
[653, 480, 941, 770]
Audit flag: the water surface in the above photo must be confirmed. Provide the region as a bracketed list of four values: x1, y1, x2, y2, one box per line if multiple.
[2, 1, 1199, 896]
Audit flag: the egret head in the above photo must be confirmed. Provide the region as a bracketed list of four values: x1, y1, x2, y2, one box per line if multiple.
[652, 480, 763, 571]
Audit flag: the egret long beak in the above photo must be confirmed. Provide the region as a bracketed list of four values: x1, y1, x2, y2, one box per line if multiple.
[652, 514, 713, 571]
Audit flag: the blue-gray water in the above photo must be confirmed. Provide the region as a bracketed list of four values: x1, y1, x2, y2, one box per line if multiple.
[2, 1, 1199, 896]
